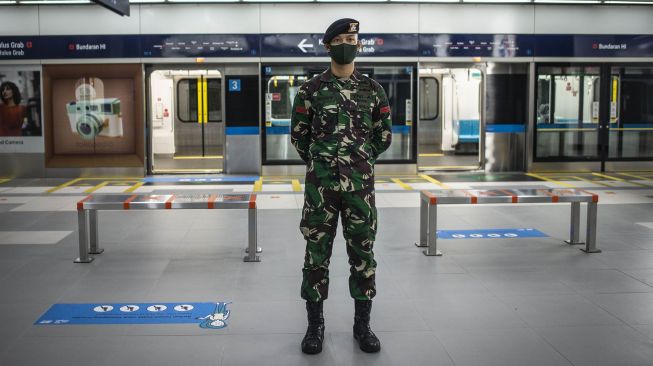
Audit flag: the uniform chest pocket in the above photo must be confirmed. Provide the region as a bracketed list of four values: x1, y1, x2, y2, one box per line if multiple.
[353, 95, 374, 132]
[311, 98, 338, 135]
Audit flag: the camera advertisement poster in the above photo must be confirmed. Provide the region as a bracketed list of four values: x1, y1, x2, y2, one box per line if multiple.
[52, 76, 135, 155]
[0, 68, 42, 153]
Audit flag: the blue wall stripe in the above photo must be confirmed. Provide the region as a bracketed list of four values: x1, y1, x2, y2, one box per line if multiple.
[226, 126, 259, 135]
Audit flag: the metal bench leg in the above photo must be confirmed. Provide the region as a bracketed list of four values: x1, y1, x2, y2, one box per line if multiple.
[244, 207, 261, 262]
[415, 197, 428, 248]
[423, 202, 442, 256]
[565, 201, 584, 245]
[88, 210, 104, 254]
[581, 201, 601, 253]
[74, 209, 93, 263]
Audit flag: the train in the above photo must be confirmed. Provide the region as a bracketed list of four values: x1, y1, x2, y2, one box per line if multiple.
[0, 2, 652, 178]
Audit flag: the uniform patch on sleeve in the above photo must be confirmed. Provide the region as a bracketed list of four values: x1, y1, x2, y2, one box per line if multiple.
[295, 106, 308, 114]
[380, 106, 391, 114]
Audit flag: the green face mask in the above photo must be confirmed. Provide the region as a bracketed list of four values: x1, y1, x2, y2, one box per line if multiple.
[329, 43, 358, 65]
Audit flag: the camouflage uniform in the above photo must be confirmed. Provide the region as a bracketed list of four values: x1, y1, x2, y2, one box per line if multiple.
[291, 68, 392, 302]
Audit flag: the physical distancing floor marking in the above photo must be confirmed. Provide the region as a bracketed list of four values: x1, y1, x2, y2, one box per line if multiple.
[46, 178, 86, 193]
[391, 178, 413, 190]
[592, 172, 651, 188]
[526, 173, 577, 188]
[418, 174, 451, 189]
[618, 172, 653, 181]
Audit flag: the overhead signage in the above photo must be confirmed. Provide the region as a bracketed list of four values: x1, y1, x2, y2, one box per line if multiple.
[92, 0, 130, 17]
[535, 34, 653, 58]
[260, 33, 419, 57]
[141, 34, 259, 58]
[419, 34, 534, 57]
[35, 302, 232, 329]
[2, 34, 653, 60]
[0, 37, 39, 60]
[40, 35, 141, 59]
[437, 228, 548, 239]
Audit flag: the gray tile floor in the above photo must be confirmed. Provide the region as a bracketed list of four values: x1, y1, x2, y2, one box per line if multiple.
[1, 184, 653, 365]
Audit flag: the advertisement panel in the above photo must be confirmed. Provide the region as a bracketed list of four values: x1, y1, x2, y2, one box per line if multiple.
[0, 67, 42, 153]
[43, 64, 144, 167]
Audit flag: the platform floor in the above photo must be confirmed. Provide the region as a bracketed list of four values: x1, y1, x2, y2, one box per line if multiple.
[1, 173, 653, 366]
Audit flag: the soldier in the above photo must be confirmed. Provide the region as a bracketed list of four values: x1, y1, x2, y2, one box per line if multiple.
[290, 18, 392, 355]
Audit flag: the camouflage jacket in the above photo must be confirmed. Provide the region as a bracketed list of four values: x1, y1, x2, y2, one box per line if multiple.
[290, 68, 392, 192]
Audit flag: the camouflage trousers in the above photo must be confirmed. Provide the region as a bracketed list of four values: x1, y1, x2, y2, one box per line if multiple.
[300, 184, 377, 302]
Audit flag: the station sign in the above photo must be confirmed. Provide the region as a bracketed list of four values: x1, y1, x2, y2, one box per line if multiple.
[260, 33, 418, 57]
[2, 34, 653, 60]
[0, 37, 40, 60]
[535, 34, 653, 58]
[141, 34, 260, 58]
[419, 34, 534, 57]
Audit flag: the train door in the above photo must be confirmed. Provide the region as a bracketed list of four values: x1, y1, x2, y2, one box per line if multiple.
[148, 68, 224, 174]
[418, 64, 485, 171]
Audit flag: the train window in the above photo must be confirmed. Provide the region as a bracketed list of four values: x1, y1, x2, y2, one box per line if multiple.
[419, 77, 438, 120]
[177, 78, 222, 123]
[266, 76, 307, 123]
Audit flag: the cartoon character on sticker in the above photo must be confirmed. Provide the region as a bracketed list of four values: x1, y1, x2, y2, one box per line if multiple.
[197, 302, 231, 329]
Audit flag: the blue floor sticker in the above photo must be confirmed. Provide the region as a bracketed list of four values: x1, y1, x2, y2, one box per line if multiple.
[35, 302, 231, 329]
[436, 228, 548, 239]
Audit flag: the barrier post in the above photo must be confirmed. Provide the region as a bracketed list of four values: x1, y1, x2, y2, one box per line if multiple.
[74, 209, 93, 263]
[244, 204, 261, 262]
[423, 201, 442, 256]
[582, 201, 601, 253]
[565, 201, 584, 245]
[88, 210, 104, 254]
[415, 194, 428, 248]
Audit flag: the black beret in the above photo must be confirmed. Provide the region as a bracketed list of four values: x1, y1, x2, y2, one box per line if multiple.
[323, 18, 359, 45]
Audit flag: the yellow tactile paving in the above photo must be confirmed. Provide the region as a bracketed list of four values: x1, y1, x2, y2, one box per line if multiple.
[390, 178, 413, 190]
[291, 179, 302, 192]
[418, 174, 451, 189]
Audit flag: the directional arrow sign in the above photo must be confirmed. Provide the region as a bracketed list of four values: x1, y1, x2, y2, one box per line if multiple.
[298, 39, 314, 53]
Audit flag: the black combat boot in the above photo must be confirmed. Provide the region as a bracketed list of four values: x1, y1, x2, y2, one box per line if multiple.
[353, 299, 381, 353]
[301, 301, 325, 354]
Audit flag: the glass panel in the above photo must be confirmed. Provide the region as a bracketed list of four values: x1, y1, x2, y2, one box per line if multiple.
[608, 66, 653, 159]
[177, 78, 221, 123]
[263, 65, 316, 162]
[371, 65, 413, 161]
[177, 79, 198, 122]
[419, 77, 438, 120]
[263, 64, 414, 163]
[207, 78, 222, 122]
[535, 65, 600, 159]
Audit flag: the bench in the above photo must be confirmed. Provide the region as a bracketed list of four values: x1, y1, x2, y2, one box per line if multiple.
[416, 188, 600, 256]
[75, 193, 260, 263]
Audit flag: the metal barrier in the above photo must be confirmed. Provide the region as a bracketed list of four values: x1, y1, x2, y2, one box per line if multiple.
[416, 188, 600, 256]
[75, 193, 260, 263]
